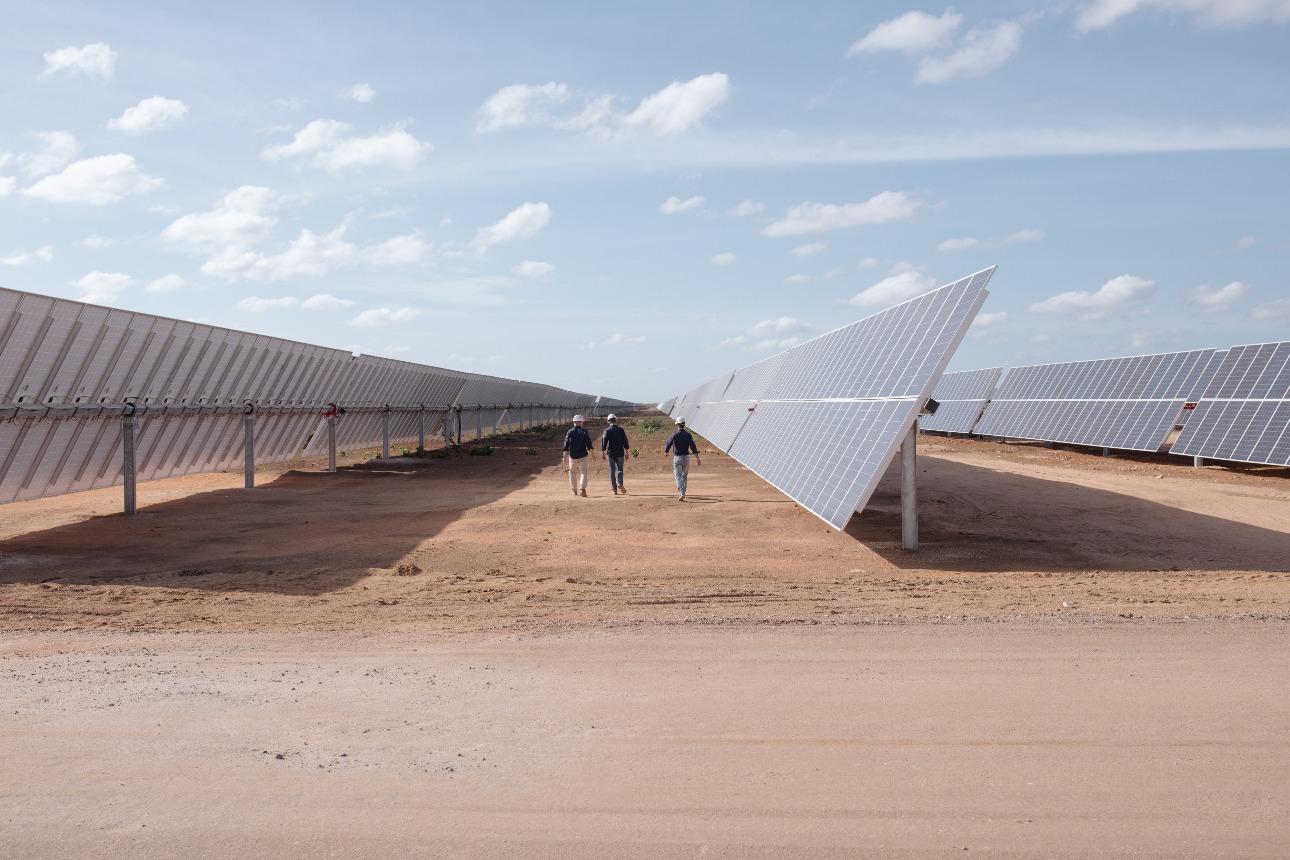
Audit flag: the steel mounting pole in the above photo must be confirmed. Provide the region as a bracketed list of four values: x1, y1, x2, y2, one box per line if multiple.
[122, 406, 137, 516]
[900, 421, 918, 551]
[381, 405, 390, 459]
[243, 403, 256, 489]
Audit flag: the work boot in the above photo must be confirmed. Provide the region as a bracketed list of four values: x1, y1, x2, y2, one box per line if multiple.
[580, 487, 587, 497]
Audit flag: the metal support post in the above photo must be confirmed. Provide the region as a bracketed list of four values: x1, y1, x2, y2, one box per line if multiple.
[243, 404, 256, 489]
[327, 415, 337, 472]
[417, 406, 425, 452]
[901, 422, 918, 551]
[381, 405, 390, 459]
[476, 406, 482, 441]
[455, 407, 463, 446]
[1194, 456, 1204, 467]
[122, 408, 137, 516]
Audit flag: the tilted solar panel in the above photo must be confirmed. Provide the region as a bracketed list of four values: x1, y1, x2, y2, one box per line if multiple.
[919, 367, 1001, 434]
[1, 286, 619, 504]
[672, 267, 994, 529]
[1170, 342, 1290, 467]
[974, 348, 1222, 452]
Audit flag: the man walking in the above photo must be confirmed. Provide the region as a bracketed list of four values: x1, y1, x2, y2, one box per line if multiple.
[600, 413, 631, 495]
[664, 417, 701, 501]
[562, 415, 594, 497]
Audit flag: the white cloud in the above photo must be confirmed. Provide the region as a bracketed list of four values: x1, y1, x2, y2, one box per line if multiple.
[1076, 0, 1290, 31]
[858, 257, 881, 268]
[145, 273, 185, 293]
[1230, 236, 1258, 251]
[763, 191, 920, 237]
[712, 316, 816, 352]
[203, 225, 357, 282]
[785, 273, 811, 283]
[1027, 274, 1157, 319]
[972, 311, 1009, 328]
[1186, 281, 1250, 312]
[471, 202, 552, 254]
[711, 252, 736, 266]
[660, 195, 704, 214]
[848, 10, 963, 55]
[730, 199, 766, 217]
[583, 333, 646, 350]
[74, 271, 131, 304]
[476, 82, 570, 133]
[474, 73, 728, 139]
[618, 73, 730, 137]
[917, 21, 1024, 84]
[749, 317, 814, 338]
[41, 43, 116, 80]
[938, 228, 1043, 251]
[109, 97, 189, 134]
[81, 234, 114, 248]
[237, 296, 299, 312]
[301, 293, 356, 310]
[263, 119, 431, 171]
[23, 154, 162, 204]
[849, 271, 939, 307]
[164, 186, 280, 251]
[351, 307, 421, 327]
[513, 260, 555, 278]
[791, 242, 828, 257]
[2, 245, 54, 266]
[938, 237, 980, 252]
[18, 131, 78, 176]
[0, 176, 13, 196]
[1252, 298, 1290, 319]
[344, 83, 376, 103]
[365, 233, 431, 266]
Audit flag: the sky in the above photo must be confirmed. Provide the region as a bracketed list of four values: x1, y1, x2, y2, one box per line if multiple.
[2, 1, 1288, 405]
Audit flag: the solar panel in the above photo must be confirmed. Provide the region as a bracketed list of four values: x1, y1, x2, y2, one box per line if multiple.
[1170, 341, 1290, 467]
[973, 348, 1222, 452]
[1, 285, 617, 505]
[673, 267, 994, 529]
[918, 367, 1001, 434]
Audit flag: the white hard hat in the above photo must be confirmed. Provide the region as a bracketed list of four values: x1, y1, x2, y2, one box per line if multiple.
[675, 417, 686, 424]
[607, 413, 617, 420]
[573, 414, 584, 422]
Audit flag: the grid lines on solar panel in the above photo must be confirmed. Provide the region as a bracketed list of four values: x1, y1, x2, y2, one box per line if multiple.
[974, 348, 1220, 452]
[670, 267, 993, 528]
[919, 367, 1001, 433]
[1171, 342, 1290, 466]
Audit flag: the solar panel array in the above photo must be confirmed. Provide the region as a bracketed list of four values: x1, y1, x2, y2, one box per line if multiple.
[0, 286, 633, 504]
[972, 348, 1223, 452]
[665, 267, 994, 529]
[1170, 341, 1290, 467]
[918, 367, 1002, 434]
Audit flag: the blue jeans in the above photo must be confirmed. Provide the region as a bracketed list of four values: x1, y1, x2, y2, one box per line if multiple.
[673, 454, 690, 496]
[607, 454, 625, 491]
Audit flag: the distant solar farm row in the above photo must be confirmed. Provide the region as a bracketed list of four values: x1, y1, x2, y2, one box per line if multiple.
[920, 342, 1290, 468]
[0, 286, 636, 505]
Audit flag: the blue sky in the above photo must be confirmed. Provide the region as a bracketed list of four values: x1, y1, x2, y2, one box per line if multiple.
[2, 1, 1288, 404]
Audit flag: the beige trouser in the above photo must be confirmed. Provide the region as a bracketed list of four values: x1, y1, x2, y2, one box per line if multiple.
[568, 456, 589, 492]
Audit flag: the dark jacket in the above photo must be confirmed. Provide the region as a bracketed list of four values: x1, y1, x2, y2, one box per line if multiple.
[601, 424, 630, 456]
[562, 426, 594, 459]
[665, 428, 698, 456]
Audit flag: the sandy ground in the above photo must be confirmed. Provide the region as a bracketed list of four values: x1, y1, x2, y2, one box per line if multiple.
[2, 416, 1289, 857]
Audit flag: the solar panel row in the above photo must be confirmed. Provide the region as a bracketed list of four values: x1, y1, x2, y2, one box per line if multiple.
[918, 367, 1001, 434]
[665, 268, 994, 529]
[924, 341, 1290, 469]
[0, 286, 631, 504]
[1171, 342, 1290, 467]
[971, 348, 1223, 453]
